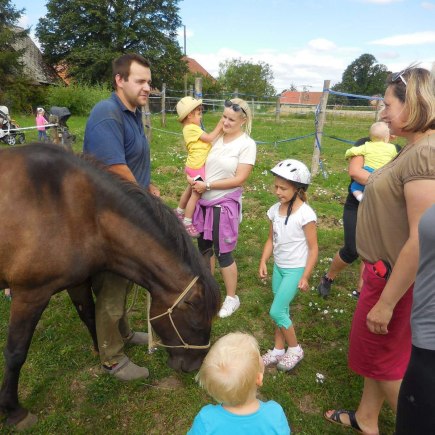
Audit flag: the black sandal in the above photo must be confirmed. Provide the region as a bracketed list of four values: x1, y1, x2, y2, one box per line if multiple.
[324, 409, 363, 433]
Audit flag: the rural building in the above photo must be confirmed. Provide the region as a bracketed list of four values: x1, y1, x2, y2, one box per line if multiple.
[279, 90, 322, 106]
[11, 26, 61, 85]
[183, 56, 215, 81]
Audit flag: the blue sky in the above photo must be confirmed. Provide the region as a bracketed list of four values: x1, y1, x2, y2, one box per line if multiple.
[15, 0, 435, 92]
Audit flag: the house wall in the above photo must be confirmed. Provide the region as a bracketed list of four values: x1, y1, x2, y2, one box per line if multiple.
[12, 27, 60, 85]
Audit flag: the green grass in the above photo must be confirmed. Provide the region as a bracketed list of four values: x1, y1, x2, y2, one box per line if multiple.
[0, 112, 397, 434]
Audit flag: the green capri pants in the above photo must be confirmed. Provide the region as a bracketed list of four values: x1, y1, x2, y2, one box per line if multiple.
[270, 264, 305, 329]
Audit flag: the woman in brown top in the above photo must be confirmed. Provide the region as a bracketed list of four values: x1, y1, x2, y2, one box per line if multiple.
[325, 66, 435, 434]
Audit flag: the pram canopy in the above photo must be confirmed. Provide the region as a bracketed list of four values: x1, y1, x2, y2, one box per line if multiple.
[49, 107, 71, 124]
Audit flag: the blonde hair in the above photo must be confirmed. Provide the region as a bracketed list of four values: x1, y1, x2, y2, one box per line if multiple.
[196, 332, 261, 406]
[387, 65, 435, 133]
[369, 121, 390, 142]
[229, 98, 253, 136]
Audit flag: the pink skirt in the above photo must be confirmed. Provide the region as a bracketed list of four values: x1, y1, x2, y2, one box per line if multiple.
[348, 262, 413, 381]
[185, 165, 205, 179]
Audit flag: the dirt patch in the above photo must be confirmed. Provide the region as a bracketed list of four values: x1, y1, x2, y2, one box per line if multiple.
[153, 375, 183, 390]
[297, 394, 321, 414]
[155, 165, 180, 175]
[316, 215, 342, 229]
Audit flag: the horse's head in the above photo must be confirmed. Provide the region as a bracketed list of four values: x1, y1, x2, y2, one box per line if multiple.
[149, 274, 220, 372]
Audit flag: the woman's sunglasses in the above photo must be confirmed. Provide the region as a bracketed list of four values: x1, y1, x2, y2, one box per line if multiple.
[224, 100, 247, 116]
[391, 70, 407, 86]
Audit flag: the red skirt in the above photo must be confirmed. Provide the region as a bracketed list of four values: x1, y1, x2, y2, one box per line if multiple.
[348, 262, 413, 381]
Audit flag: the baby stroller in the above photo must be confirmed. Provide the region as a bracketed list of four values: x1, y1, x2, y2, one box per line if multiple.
[0, 106, 25, 146]
[48, 106, 76, 150]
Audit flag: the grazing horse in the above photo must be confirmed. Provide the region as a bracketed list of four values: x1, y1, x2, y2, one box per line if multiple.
[0, 143, 220, 429]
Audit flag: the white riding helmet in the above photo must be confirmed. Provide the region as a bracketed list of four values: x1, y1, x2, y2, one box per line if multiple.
[270, 159, 311, 190]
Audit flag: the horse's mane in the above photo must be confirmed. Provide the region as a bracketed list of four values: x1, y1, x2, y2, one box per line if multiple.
[22, 143, 219, 319]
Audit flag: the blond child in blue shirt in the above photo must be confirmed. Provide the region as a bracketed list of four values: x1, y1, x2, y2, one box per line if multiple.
[188, 332, 290, 434]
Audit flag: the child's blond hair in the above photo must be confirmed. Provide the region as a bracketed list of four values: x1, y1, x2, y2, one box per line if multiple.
[369, 121, 390, 142]
[196, 332, 262, 406]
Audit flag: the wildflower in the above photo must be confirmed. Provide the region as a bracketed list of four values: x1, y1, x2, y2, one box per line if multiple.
[316, 373, 325, 383]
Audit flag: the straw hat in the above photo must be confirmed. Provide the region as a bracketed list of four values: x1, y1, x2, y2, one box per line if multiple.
[176, 97, 202, 122]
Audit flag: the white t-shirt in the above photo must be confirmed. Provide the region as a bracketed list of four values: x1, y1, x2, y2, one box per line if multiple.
[267, 202, 317, 268]
[203, 133, 256, 201]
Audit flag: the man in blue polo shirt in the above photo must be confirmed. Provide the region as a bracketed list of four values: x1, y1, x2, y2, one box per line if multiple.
[83, 53, 159, 381]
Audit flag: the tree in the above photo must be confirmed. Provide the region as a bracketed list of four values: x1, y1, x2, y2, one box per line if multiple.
[332, 54, 389, 105]
[36, 0, 187, 88]
[0, 0, 33, 108]
[218, 58, 276, 99]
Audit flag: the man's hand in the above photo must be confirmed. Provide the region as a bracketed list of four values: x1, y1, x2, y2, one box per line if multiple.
[148, 183, 160, 197]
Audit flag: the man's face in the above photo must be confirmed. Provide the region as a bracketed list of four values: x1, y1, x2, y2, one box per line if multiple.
[116, 61, 152, 111]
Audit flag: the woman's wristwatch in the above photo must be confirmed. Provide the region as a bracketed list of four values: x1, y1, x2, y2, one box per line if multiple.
[206, 182, 211, 191]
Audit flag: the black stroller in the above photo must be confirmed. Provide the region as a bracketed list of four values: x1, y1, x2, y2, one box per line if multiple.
[48, 106, 76, 149]
[0, 105, 25, 146]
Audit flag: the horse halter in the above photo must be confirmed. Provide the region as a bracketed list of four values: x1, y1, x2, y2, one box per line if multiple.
[147, 275, 211, 350]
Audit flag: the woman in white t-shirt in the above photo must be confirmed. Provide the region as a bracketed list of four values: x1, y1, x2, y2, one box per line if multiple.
[259, 160, 318, 372]
[192, 98, 256, 318]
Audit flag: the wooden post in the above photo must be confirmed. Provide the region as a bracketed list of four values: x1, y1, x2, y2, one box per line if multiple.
[275, 95, 281, 123]
[234, 88, 238, 98]
[161, 83, 166, 128]
[48, 114, 59, 144]
[251, 98, 255, 118]
[142, 100, 152, 142]
[311, 80, 330, 177]
[194, 77, 203, 100]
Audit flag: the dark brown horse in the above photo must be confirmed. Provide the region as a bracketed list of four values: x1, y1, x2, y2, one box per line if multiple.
[0, 143, 220, 429]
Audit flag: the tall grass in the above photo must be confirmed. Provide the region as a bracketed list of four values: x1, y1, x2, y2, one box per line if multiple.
[45, 84, 112, 116]
[0, 112, 397, 434]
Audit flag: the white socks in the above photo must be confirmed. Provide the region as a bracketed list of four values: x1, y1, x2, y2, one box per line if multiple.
[288, 345, 303, 355]
[272, 348, 285, 357]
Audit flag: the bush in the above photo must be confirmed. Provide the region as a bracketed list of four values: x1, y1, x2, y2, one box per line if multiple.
[45, 83, 111, 116]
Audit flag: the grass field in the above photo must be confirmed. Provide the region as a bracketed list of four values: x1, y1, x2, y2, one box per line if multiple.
[0, 111, 398, 434]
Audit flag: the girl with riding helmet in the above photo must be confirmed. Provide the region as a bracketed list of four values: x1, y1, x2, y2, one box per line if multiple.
[259, 159, 318, 372]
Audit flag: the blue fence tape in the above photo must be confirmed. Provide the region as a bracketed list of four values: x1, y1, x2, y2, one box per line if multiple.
[325, 89, 383, 101]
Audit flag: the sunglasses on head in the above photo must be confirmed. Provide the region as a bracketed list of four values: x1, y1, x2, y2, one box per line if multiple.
[391, 70, 407, 86]
[224, 100, 247, 116]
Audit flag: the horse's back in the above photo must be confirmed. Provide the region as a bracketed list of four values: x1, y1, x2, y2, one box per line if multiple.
[0, 144, 103, 289]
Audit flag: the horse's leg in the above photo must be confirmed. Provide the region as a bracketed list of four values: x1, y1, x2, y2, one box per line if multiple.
[0, 293, 50, 429]
[67, 280, 98, 353]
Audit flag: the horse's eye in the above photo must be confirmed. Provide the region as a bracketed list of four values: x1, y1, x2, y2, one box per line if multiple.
[184, 300, 196, 309]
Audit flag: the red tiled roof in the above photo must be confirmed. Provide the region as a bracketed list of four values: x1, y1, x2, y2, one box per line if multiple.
[183, 56, 215, 80]
[280, 91, 322, 105]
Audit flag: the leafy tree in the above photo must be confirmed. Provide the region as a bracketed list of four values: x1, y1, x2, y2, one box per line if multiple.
[0, 0, 35, 109]
[218, 58, 276, 99]
[36, 0, 187, 88]
[331, 53, 389, 105]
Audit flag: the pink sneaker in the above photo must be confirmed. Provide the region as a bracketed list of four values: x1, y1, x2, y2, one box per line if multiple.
[262, 349, 284, 367]
[277, 348, 304, 372]
[184, 222, 200, 238]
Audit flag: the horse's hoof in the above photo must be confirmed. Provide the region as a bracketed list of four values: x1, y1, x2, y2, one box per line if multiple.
[13, 412, 38, 431]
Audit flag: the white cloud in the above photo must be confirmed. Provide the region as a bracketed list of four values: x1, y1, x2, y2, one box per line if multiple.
[361, 0, 402, 3]
[371, 31, 435, 46]
[17, 15, 29, 29]
[308, 38, 337, 51]
[190, 45, 353, 93]
[377, 50, 400, 59]
[421, 2, 435, 9]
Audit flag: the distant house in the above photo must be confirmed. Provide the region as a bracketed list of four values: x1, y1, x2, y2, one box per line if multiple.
[11, 26, 61, 85]
[183, 56, 215, 82]
[280, 90, 322, 106]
